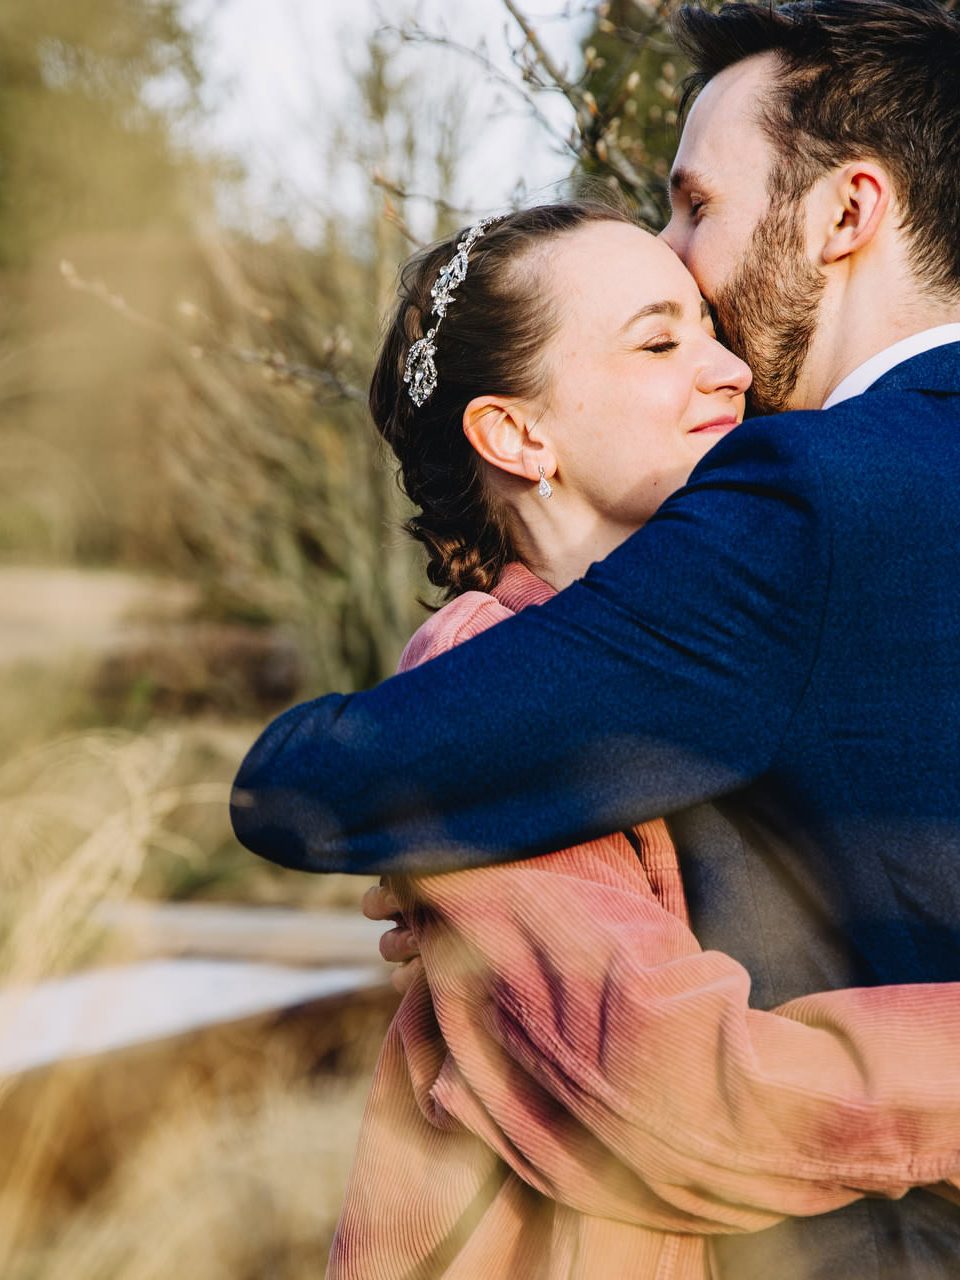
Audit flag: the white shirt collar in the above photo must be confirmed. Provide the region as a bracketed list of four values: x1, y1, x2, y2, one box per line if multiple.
[821, 324, 960, 410]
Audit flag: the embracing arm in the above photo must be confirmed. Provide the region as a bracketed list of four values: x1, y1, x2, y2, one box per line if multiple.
[406, 852, 960, 1232]
[231, 417, 828, 874]
[336, 579, 960, 1232]
[308, 539, 958, 1237]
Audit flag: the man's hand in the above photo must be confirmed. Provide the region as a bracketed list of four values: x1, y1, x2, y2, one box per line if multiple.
[362, 880, 423, 995]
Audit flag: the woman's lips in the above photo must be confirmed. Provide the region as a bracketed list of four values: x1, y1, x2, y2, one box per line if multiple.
[689, 416, 740, 435]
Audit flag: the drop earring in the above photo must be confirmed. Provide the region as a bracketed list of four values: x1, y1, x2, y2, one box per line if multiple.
[537, 465, 553, 499]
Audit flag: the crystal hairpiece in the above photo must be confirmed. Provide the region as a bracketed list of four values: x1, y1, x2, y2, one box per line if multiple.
[403, 214, 504, 408]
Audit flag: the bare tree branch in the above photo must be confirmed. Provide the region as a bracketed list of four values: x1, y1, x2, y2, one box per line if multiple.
[371, 170, 474, 218]
[60, 259, 173, 340]
[60, 260, 367, 406]
[225, 348, 367, 404]
[502, 0, 583, 98]
[500, 0, 664, 225]
[376, 190, 426, 249]
[384, 22, 579, 160]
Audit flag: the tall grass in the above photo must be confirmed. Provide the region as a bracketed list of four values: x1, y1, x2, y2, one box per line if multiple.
[0, 8, 634, 1274]
[0, 18, 468, 697]
[5, 1072, 373, 1280]
[0, 720, 387, 1277]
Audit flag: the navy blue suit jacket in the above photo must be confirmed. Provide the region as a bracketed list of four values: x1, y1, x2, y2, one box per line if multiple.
[232, 344, 960, 1277]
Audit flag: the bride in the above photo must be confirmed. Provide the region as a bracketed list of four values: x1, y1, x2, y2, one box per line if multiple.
[240, 202, 960, 1279]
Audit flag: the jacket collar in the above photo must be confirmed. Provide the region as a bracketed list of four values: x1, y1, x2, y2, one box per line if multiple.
[867, 340, 960, 396]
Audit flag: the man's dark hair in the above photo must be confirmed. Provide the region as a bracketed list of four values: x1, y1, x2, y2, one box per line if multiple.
[673, 0, 960, 299]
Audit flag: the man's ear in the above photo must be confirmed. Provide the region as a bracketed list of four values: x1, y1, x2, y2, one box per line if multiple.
[463, 396, 555, 484]
[821, 163, 890, 265]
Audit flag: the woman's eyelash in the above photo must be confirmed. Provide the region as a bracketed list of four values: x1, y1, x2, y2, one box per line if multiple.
[642, 340, 680, 354]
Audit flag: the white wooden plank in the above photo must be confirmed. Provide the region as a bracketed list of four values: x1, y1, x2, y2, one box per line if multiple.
[0, 959, 385, 1076]
[95, 901, 389, 967]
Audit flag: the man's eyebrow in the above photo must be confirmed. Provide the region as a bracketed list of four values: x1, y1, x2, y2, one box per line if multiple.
[669, 165, 708, 194]
[619, 300, 683, 332]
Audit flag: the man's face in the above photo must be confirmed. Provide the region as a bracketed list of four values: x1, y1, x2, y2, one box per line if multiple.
[661, 54, 825, 415]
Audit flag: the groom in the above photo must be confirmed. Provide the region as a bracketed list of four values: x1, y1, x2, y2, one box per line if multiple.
[232, 2, 960, 1276]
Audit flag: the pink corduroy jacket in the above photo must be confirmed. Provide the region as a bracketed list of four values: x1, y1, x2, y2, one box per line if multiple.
[327, 563, 960, 1280]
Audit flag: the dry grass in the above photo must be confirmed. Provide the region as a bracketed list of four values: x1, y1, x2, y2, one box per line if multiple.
[0, 14, 490, 1273]
[2, 1069, 375, 1280]
[0, 729, 197, 981]
[0, 714, 387, 1278]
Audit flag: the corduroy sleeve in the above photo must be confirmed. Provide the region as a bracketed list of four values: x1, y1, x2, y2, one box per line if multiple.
[407, 852, 960, 1231]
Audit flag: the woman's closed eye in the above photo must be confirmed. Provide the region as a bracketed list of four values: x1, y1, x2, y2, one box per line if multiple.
[641, 338, 680, 354]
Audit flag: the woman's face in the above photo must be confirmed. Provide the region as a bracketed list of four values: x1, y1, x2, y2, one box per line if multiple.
[533, 221, 751, 531]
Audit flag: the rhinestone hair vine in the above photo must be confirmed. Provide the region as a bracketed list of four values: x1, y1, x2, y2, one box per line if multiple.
[403, 214, 505, 408]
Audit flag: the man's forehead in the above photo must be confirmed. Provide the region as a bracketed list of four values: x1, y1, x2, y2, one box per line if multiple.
[671, 54, 775, 181]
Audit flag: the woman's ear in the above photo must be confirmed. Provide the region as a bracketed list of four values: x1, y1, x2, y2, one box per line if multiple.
[463, 396, 556, 485]
[821, 162, 890, 265]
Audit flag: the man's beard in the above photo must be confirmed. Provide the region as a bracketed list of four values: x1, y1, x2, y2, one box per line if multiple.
[712, 196, 825, 417]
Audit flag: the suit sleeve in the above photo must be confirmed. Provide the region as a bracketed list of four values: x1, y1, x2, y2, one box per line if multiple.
[230, 417, 830, 874]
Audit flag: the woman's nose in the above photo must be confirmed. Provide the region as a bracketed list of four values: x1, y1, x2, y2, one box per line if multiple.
[699, 340, 752, 396]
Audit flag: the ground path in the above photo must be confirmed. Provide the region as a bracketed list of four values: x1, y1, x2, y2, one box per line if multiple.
[0, 566, 391, 1079]
[0, 565, 197, 665]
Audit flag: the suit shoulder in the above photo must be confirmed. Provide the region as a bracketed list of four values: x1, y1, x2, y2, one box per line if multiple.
[397, 591, 514, 672]
[689, 398, 900, 489]
[682, 411, 830, 501]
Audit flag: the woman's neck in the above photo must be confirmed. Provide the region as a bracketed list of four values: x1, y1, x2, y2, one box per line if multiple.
[508, 498, 640, 592]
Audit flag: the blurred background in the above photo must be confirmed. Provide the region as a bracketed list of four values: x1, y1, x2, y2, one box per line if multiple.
[0, 1, 685, 1274]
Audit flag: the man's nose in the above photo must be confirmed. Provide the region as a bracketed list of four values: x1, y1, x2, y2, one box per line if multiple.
[659, 218, 682, 257]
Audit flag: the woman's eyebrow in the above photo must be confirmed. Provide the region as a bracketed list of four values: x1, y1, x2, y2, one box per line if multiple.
[619, 300, 682, 333]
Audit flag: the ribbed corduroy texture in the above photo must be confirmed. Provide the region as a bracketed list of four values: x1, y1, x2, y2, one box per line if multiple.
[327, 564, 960, 1280]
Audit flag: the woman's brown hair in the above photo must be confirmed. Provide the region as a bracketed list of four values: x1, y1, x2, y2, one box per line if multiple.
[369, 200, 633, 599]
